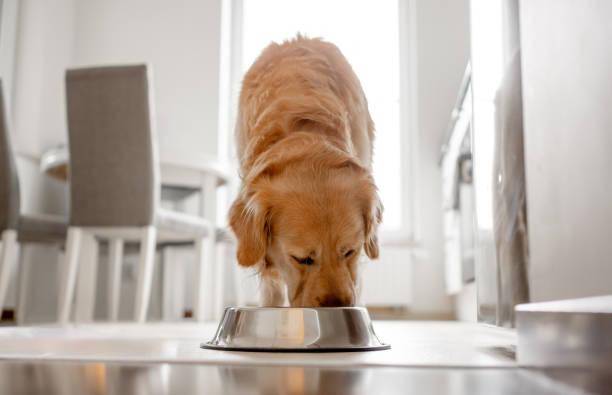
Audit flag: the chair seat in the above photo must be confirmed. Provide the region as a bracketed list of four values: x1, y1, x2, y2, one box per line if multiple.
[153, 209, 235, 247]
[71, 210, 232, 246]
[17, 214, 68, 244]
[156, 208, 213, 241]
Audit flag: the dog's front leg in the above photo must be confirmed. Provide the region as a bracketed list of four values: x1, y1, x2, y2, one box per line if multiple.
[259, 269, 287, 306]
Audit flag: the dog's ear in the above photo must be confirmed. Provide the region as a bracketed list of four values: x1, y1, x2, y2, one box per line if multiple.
[229, 191, 271, 267]
[363, 189, 383, 260]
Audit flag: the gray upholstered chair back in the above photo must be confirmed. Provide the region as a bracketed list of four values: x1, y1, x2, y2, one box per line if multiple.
[0, 79, 20, 231]
[65, 65, 159, 227]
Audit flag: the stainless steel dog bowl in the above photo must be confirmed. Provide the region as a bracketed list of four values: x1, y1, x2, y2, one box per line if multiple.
[202, 307, 390, 352]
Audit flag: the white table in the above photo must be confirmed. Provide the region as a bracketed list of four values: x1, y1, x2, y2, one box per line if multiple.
[39, 146, 231, 218]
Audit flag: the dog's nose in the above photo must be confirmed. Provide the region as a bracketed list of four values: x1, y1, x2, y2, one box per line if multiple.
[317, 295, 353, 307]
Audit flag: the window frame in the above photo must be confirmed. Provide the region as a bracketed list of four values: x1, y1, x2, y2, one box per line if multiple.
[223, 0, 421, 249]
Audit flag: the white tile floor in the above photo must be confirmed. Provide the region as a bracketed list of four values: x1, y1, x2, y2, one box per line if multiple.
[0, 321, 516, 368]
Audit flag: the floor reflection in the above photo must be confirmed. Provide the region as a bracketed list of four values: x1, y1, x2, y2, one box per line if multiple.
[218, 365, 371, 395]
[0, 361, 607, 395]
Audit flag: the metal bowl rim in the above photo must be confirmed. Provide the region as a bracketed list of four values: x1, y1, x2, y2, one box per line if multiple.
[220, 306, 370, 311]
[200, 342, 391, 353]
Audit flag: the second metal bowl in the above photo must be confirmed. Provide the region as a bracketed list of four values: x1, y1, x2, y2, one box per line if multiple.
[202, 306, 390, 352]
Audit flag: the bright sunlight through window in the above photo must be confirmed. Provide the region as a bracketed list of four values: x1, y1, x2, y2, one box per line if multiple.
[241, 0, 401, 230]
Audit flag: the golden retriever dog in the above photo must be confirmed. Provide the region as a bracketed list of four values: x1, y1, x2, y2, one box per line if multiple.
[229, 35, 382, 307]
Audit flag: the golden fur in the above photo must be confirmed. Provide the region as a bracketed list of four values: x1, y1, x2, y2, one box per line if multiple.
[229, 36, 382, 307]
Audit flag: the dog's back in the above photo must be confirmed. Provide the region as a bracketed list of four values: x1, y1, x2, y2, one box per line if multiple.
[236, 35, 374, 175]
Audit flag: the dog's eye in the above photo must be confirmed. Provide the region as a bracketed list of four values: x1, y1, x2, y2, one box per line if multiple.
[344, 250, 355, 258]
[291, 255, 314, 265]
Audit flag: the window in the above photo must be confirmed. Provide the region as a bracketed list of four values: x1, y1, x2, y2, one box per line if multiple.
[237, 0, 403, 231]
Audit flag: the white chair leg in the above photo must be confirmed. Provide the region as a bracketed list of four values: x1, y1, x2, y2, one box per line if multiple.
[58, 227, 83, 324]
[134, 226, 156, 322]
[232, 245, 245, 307]
[193, 229, 215, 322]
[75, 232, 99, 323]
[213, 242, 226, 320]
[0, 230, 19, 318]
[16, 245, 33, 325]
[197, 174, 217, 322]
[107, 238, 124, 321]
[200, 174, 217, 221]
[161, 247, 184, 321]
[161, 247, 172, 321]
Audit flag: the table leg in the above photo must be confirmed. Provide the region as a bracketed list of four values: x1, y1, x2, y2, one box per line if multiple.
[161, 247, 185, 321]
[74, 232, 98, 323]
[199, 175, 217, 320]
[200, 174, 217, 222]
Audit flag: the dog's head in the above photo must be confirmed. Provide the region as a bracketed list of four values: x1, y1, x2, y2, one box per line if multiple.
[229, 135, 382, 307]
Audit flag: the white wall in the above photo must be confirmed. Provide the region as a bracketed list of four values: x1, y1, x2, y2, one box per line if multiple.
[12, 0, 75, 160]
[409, 0, 471, 314]
[0, 0, 20, 113]
[11, 0, 74, 214]
[12, 0, 226, 161]
[73, 0, 225, 161]
[520, 0, 612, 302]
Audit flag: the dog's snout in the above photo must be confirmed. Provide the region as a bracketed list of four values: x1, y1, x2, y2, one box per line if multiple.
[317, 295, 354, 307]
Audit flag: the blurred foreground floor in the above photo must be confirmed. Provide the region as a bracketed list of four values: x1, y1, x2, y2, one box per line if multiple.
[2, 361, 609, 395]
[0, 321, 607, 394]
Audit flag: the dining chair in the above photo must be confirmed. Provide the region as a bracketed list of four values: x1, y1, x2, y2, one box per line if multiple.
[0, 79, 68, 324]
[60, 65, 218, 323]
